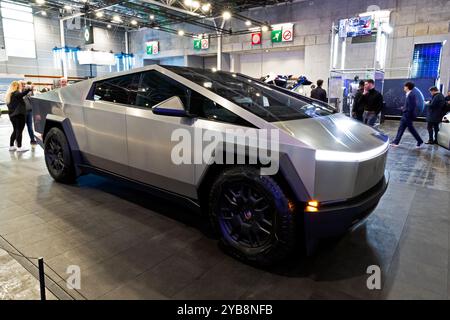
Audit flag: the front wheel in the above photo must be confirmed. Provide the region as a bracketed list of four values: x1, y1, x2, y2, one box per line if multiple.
[209, 167, 297, 266]
[44, 127, 76, 184]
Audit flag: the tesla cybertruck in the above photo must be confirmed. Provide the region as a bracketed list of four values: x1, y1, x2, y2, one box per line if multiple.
[28, 65, 389, 265]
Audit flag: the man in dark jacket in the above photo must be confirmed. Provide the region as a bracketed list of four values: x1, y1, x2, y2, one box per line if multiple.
[310, 79, 327, 103]
[391, 82, 424, 148]
[425, 87, 446, 144]
[360, 79, 383, 127]
[351, 80, 365, 122]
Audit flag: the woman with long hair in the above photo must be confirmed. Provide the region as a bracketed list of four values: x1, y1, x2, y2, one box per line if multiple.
[5, 80, 33, 152]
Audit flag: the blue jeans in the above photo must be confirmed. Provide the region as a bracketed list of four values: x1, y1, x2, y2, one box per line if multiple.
[26, 111, 36, 143]
[363, 111, 378, 127]
[392, 117, 423, 145]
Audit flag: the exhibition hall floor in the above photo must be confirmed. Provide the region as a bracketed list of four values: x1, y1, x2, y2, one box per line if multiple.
[0, 116, 449, 300]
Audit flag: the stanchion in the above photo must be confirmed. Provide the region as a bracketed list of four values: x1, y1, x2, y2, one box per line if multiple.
[38, 257, 46, 301]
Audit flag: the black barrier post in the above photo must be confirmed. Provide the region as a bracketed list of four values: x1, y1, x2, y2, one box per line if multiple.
[38, 257, 46, 301]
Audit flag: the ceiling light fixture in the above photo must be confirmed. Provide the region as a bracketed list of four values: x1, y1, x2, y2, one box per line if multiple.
[36, 0, 45, 4]
[41, 11, 47, 16]
[261, 25, 269, 32]
[222, 11, 231, 20]
[64, 5, 72, 11]
[178, 30, 185, 36]
[131, 19, 138, 26]
[191, 1, 200, 9]
[112, 15, 122, 23]
[107, 24, 112, 28]
[245, 20, 252, 26]
[150, 14, 155, 20]
[95, 11, 104, 18]
[201, 3, 211, 12]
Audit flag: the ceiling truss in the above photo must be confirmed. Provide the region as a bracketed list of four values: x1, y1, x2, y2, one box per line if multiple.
[16, 0, 293, 38]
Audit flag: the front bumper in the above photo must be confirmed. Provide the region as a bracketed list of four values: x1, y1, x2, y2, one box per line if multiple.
[303, 171, 389, 254]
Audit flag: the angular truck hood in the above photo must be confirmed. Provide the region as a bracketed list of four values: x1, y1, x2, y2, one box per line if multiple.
[273, 113, 389, 154]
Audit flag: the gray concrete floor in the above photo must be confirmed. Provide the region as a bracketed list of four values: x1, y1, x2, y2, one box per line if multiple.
[0, 248, 42, 299]
[0, 115, 449, 300]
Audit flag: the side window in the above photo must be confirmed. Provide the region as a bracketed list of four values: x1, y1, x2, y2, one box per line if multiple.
[91, 73, 140, 105]
[136, 71, 190, 108]
[189, 91, 255, 128]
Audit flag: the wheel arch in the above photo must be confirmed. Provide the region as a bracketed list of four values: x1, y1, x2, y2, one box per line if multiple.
[43, 115, 83, 176]
[196, 161, 303, 215]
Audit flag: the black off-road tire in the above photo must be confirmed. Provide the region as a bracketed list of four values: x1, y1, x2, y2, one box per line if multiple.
[44, 127, 77, 184]
[209, 166, 297, 266]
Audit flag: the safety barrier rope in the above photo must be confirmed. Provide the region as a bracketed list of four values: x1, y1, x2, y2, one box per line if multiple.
[0, 235, 87, 300]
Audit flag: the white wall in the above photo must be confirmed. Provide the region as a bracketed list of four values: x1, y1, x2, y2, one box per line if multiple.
[0, 15, 125, 78]
[160, 56, 185, 66]
[237, 49, 306, 78]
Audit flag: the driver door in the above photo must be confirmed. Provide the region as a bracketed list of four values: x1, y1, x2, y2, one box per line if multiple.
[125, 70, 197, 197]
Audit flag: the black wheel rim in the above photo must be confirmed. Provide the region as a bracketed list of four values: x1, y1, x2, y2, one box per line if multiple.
[46, 136, 65, 173]
[218, 182, 274, 250]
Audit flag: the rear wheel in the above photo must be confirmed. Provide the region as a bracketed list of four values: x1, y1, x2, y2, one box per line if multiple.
[44, 127, 76, 184]
[209, 167, 296, 266]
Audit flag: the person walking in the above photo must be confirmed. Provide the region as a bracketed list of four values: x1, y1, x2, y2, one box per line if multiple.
[5, 81, 33, 152]
[23, 81, 37, 146]
[390, 82, 424, 148]
[351, 80, 365, 122]
[360, 79, 383, 127]
[425, 86, 446, 144]
[310, 79, 327, 103]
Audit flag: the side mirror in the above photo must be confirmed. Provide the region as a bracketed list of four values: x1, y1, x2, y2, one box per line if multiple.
[152, 96, 190, 117]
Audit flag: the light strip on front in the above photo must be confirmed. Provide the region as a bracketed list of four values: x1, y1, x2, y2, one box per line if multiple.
[315, 141, 389, 162]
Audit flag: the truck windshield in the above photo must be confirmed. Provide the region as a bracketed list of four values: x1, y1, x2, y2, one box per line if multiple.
[165, 66, 336, 122]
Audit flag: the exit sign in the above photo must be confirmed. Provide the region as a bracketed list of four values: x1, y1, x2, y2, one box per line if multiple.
[194, 38, 209, 50]
[271, 23, 294, 42]
[146, 41, 159, 55]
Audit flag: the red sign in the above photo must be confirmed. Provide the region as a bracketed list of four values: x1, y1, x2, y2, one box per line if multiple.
[282, 29, 292, 41]
[251, 32, 261, 45]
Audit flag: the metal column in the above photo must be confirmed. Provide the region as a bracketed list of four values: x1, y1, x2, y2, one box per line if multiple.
[59, 19, 68, 79]
[217, 35, 222, 70]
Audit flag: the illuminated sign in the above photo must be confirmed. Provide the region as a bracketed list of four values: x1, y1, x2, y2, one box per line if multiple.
[251, 32, 261, 45]
[339, 16, 373, 38]
[84, 26, 94, 45]
[77, 50, 115, 65]
[201, 38, 209, 50]
[194, 38, 209, 50]
[146, 41, 159, 55]
[271, 23, 294, 42]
